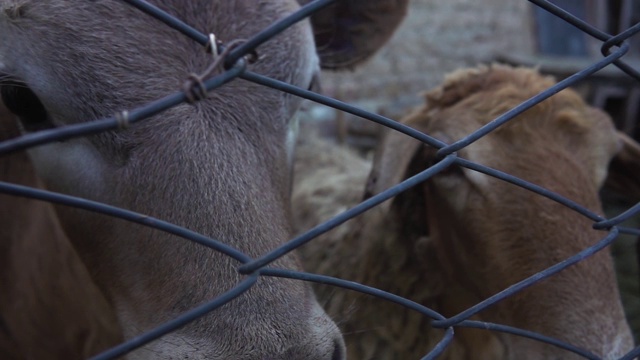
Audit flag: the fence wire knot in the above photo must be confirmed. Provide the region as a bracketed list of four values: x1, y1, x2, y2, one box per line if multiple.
[183, 38, 255, 104]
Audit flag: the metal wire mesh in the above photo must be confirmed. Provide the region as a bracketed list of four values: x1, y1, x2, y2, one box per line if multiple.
[1, 0, 639, 359]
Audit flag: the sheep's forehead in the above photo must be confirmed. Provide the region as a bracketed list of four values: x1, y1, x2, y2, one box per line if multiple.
[0, 0, 316, 110]
[425, 94, 620, 193]
[428, 83, 618, 160]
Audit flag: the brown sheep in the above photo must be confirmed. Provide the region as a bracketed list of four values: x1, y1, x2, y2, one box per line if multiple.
[295, 64, 640, 359]
[0, 104, 123, 359]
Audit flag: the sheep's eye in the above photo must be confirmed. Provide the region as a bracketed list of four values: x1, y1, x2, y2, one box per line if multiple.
[1, 80, 53, 132]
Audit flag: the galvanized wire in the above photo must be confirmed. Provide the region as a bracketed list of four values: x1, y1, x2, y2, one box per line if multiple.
[1, 0, 639, 359]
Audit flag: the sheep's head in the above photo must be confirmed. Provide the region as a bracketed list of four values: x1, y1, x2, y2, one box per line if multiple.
[366, 64, 638, 359]
[0, 0, 409, 358]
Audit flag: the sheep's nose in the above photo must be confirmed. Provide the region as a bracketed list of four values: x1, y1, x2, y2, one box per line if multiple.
[284, 322, 345, 360]
[297, 298, 345, 360]
[331, 339, 346, 360]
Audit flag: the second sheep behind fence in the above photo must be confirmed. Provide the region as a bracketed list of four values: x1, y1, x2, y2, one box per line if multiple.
[294, 64, 640, 359]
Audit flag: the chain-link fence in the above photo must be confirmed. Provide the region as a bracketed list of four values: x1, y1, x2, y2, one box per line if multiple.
[1, 0, 640, 359]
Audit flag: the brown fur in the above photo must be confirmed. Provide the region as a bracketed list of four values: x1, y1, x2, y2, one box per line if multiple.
[296, 64, 639, 359]
[294, 125, 502, 360]
[0, 1, 406, 359]
[0, 104, 123, 359]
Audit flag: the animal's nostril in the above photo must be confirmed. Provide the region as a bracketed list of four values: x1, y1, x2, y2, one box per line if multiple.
[331, 339, 345, 360]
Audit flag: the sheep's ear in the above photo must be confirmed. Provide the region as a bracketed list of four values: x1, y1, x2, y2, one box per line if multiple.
[364, 110, 437, 265]
[604, 131, 640, 202]
[364, 133, 422, 202]
[298, 0, 409, 70]
[364, 108, 437, 207]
